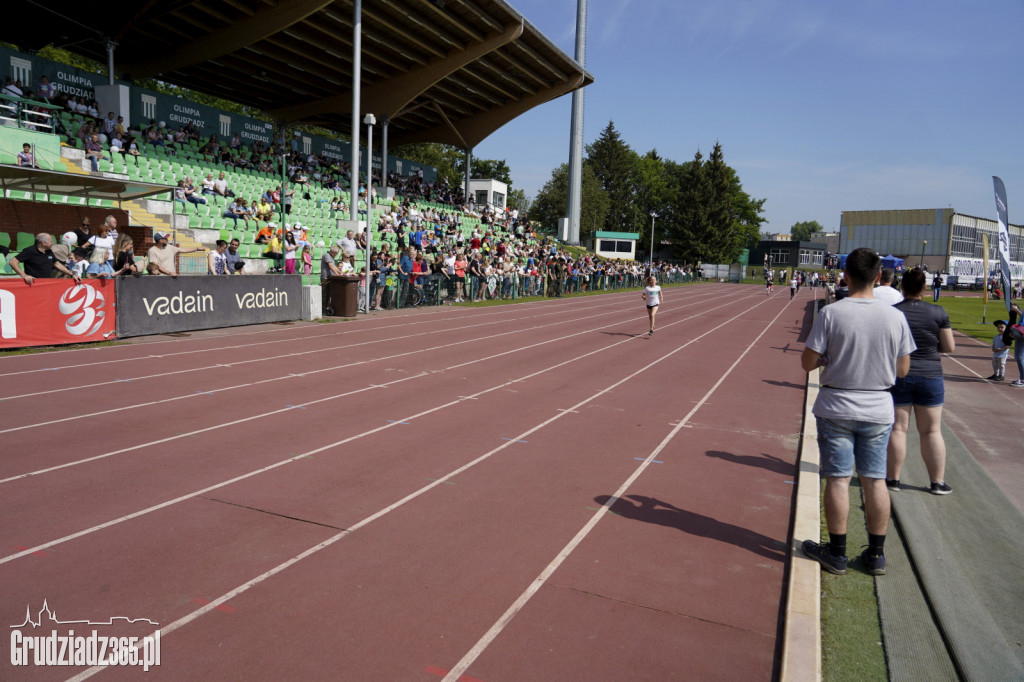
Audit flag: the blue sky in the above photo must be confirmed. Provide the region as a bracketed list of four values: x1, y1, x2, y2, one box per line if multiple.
[474, 0, 1024, 234]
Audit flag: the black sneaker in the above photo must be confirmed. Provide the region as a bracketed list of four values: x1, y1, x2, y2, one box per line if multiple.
[858, 548, 887, 576]
[802, 540, 847, 575]
[930, 481, 953, 495]
[886, 479, 901, 492]
[986, 374, 999, 380]
[995, 375, 1005, 381]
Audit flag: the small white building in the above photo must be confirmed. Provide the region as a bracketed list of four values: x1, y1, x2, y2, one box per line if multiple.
[593, 231, 639, 259]
[469, 179, 507, 210]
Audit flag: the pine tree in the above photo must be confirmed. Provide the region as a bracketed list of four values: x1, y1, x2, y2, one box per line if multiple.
[670, 150, 712, 263]
[585, 121, 640, 233]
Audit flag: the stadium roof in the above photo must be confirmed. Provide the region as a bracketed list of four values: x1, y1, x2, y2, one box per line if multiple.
[0, 165, 171, 202]
[13, 0, 593, 150]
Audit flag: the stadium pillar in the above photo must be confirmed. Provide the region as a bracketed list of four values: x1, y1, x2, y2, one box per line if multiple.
[381, 118, 389, 200]
[106, 41, 117, 86]
[279, 124, 288, 227]
[464, 148, 472, 209]
[363, 113, 376, 314]
[349, 0, 363, 225]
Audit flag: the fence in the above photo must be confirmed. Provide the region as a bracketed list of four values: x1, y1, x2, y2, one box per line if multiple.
[336, 267, 700, 311]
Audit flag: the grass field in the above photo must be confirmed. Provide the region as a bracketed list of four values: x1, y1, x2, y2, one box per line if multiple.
[934, 293, 1018, 344]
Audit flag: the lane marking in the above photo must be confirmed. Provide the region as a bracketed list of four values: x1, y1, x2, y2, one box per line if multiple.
[0, 291, 647, 381]
[61, 291, 784, 681]
[0, 294, 692, 408]
[441, 295, 796, 682]
[0, 290, 758, 481]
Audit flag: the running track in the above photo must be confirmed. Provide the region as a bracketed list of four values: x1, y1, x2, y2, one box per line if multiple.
[1, 283, 819, 681]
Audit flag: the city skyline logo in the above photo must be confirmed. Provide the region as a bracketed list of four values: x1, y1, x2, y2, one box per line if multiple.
[10, 599, 159, 629]
[10, 600, 161, 671]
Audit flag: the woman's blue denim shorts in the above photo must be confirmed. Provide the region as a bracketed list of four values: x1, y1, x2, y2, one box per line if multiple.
[891, 375, 944, 407]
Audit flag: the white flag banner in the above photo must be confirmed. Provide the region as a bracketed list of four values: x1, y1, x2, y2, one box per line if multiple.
[993, 176, 1012, 313]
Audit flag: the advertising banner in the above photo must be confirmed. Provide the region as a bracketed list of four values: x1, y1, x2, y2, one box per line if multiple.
[0, 46, 113, 102]
[947, 256, 1024, 280]
[115, 275, 302, 337]
[0, 279, 117, 349]
[994, 176, 1012, 313]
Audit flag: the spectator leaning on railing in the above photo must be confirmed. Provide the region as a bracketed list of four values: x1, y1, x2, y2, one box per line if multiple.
[9, 233, 81, 284]
[147, 232, 206, 277]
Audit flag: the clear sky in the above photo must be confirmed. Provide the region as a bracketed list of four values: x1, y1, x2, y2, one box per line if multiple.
[474, 0, 1024, 235]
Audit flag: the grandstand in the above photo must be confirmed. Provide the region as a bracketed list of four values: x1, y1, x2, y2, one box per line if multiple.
[1, 0, 596, 286]
[0, 3, 702, 347]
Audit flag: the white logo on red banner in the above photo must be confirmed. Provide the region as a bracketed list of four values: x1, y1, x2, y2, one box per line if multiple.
[58, 284, 107, 337]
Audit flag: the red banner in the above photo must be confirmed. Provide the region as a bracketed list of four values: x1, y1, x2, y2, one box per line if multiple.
[0, 279, 117, 349]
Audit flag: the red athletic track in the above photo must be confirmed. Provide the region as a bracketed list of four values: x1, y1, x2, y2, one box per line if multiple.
[1, 283, 819, 681]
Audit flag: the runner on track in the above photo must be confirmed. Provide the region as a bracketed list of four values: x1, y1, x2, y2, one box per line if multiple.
[641, 275, 663, 335]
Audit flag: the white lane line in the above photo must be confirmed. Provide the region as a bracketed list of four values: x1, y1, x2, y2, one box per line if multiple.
[0, 296, 648, 400]
[0, 288, 736, 431]
[0, 290, 763, 563]
[0, 289, 643, 377]
[2, 283, 724, 377]
[441, 295, 796, 682]
[63, 286, 775, 681]
[2, 289, 757, 487]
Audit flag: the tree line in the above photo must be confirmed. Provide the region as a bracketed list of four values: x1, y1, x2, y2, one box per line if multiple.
[523, 122, 766, 264]
[398, 122, 766, 265]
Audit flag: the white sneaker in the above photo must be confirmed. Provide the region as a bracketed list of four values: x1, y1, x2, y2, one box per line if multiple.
[1011, 380, 1024, 387]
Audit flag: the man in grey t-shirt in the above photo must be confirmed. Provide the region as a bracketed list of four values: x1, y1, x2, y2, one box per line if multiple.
[801, 248, 915, 577]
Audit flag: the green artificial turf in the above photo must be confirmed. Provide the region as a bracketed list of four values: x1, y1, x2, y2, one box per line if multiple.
[820, 478, 888, 681]
[934, 294, 1016, 344]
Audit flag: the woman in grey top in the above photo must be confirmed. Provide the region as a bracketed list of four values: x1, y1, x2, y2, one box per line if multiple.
[885, 268, 955, 494]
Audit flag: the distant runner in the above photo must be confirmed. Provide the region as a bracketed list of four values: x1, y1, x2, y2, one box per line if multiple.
[641, 275, 663, 336]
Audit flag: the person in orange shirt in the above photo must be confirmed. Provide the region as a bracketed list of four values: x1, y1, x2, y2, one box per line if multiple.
[254, 222, 275, 245]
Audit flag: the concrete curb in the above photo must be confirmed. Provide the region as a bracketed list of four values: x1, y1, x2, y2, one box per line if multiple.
[780, 370, 822, 681]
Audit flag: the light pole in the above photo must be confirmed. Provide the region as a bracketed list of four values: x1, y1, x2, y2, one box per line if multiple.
[648, 210, 658, 276]
[363, 113, 376, 313]
[920, 240, 927, 269]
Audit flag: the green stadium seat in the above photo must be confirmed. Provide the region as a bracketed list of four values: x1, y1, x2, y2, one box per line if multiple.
[0, 232, 10, 249]
[16, 232, 35, 250]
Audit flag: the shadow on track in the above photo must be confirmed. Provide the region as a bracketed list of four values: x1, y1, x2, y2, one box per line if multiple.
[705, 450, 794, 475]
[594, 494, 786, 561]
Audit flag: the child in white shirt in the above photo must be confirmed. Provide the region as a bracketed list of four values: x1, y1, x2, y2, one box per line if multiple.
[990, 320, 1009, 381]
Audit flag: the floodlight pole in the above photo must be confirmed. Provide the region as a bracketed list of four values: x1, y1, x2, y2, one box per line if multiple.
[648, 210, 657, 276]
[363, 113, 376, 313]
[564, 0, 587, 245]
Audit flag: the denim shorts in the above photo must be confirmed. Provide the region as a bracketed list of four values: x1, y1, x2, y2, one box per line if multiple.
[890, 375, 944, 407]
[816, 417, 892, 479]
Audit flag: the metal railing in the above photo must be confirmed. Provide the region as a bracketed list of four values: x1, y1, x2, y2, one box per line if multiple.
[0, 93, 61, 133]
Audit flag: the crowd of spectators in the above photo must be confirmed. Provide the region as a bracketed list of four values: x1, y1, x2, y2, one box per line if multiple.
[4, 74, 702, 302]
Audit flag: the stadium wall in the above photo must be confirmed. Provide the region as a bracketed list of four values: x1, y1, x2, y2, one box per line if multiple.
[1, 202, 135, 245]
